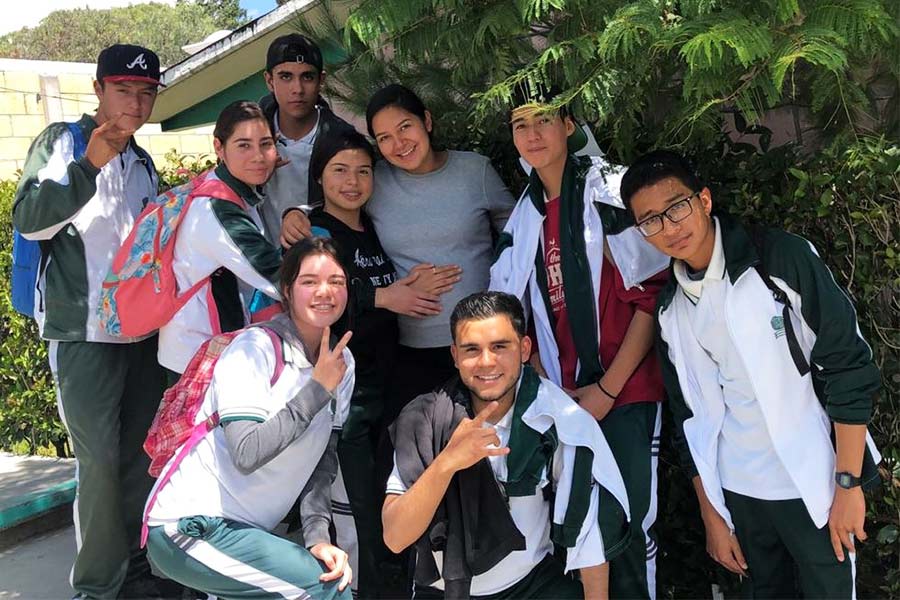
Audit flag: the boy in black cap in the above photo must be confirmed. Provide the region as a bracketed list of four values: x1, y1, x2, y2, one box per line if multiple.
[259, 33, 355, 247]
[13, 44, 170, 598]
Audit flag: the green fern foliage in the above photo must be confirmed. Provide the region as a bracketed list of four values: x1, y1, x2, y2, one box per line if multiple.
[597, 2, 662, 62]
[770, 27, 847, 92]
[679, 14, 774, 71]
[308, 0, 898, 160]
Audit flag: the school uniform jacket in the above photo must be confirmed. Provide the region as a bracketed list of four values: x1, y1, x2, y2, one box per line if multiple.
[148, 314, 355, 533]
[157, 165, 282, 373]
[656, 214, 882, 530]
[12, 114, 158, 343]
[490, 156, 670, 386]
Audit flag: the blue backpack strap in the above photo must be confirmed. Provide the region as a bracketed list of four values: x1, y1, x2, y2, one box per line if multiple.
[66, 122, 87, 160]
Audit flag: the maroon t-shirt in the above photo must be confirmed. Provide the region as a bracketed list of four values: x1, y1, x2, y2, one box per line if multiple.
[541, 196, 667, 406]
[542, 196, 579, 390]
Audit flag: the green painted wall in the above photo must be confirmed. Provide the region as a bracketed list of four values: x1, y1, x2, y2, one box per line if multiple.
[159, 42, 348, 132]
[160, 72, 269, 131]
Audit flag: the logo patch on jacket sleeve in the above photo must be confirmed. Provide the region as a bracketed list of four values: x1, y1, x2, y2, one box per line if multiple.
[771, 315, 786, 339]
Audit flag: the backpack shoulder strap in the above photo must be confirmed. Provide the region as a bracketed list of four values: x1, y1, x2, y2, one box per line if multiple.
[65, 122, 87, 161]
[192, 178, 246, 209]
[747, 225, 811, 376]
[141, 410, 219, 548]
[259, 327, 286, 385]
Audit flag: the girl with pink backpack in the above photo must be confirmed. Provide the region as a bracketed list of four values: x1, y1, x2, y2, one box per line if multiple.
[155, 100, 284, 384]
[144, 237, 355, 599]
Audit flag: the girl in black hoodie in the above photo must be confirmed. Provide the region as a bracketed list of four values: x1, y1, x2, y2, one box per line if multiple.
[308, 130, 459, 598]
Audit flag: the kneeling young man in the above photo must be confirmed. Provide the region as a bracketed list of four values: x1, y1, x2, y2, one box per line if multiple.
[622, 150, 882, 598]
[382, 291, 630, 600]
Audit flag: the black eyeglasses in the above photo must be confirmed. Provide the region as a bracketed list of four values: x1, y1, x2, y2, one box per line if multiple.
[636, 192, 700, 237]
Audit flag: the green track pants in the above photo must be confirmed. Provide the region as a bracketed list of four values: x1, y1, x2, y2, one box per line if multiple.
[724, 490, 854, 598]
[147, 517, 352, 600]
[49, 336, 165, 598]
[598, 402, 662, 600]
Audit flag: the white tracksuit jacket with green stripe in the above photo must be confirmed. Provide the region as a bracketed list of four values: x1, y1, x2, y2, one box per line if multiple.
[13, 114, 158, 343]
[157, 165, 282, 374]
[656, 214, 882, 531]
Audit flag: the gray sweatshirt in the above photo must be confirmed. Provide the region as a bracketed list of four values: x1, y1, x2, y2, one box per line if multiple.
[366, 151, 516, 347]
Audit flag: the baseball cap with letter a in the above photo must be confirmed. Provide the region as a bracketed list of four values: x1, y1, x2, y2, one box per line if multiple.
[96, 44, 164, 86]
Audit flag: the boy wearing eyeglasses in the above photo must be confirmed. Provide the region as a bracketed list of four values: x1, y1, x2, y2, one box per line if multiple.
[621, 150, 882, 597]
[490, 87, 670, 599]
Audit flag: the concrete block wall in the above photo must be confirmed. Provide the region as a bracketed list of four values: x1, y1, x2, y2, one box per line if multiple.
[0, 59, 215, 181]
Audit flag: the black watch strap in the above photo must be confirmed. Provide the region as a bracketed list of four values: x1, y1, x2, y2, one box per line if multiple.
[835, 471, 862, 489]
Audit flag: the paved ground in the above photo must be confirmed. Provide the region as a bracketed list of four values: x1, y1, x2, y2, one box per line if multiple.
[0, 525, 74, 599]
[0, 453, 76, 598]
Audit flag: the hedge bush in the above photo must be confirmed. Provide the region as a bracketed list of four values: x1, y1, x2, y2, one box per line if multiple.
[0, 179, 65, 457]
[0, 139, 896, 595]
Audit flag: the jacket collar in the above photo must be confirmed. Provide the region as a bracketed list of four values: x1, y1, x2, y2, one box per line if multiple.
[214, 163, 265, 207]
[78, 114, 99, 137]
[673, 217, 726, 301]
[274, 108, 320, 145]
[718, 212, 760, 284]
[658, 213, 761, 312]
[261, 313, 314, 369]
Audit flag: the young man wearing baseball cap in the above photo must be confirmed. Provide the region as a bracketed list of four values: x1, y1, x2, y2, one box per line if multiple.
[13, 44, 171, 598]
[258, 33, 355, 247]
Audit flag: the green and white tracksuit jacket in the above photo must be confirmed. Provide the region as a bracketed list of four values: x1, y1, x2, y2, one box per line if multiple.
[490, 155, 670, 386]
[656, 214, 881, 531]
[158, 165, 282, 374]
[12, 114, 158, 343]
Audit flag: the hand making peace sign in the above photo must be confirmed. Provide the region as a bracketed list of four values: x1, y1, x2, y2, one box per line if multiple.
[85, 112, 137, 170]
[311, 326, 353, 393]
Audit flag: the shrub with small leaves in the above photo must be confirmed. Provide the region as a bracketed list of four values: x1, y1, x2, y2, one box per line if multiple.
[0, 152, 214, 457]
[0, 180, 66, 457]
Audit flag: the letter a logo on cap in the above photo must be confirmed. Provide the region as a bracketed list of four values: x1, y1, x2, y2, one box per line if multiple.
[126, 53, 148, 71]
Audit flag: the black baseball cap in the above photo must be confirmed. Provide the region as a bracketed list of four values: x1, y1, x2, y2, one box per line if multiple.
[266, 34, 323, 73]
[96, 44, 164, 86]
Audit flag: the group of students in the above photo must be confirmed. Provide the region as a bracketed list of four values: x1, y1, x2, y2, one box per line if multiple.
[11, 32, 881, 600]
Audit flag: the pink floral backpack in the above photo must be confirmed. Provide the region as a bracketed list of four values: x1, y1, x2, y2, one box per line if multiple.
[98, 170, 245, 337]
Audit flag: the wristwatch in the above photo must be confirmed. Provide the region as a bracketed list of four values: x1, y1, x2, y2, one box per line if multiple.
[835, 471, 862, 489]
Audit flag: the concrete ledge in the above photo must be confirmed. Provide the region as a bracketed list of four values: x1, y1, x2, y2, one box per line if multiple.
[0, 501, 73, 551]
[0, 478, 76, 531]
[0, 453, 76, 547]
